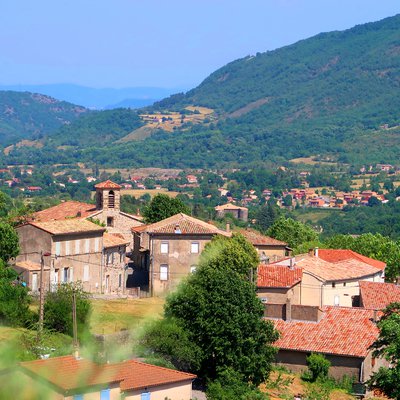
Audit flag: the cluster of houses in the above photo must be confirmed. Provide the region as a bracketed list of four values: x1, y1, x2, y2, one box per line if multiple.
[10, 179, 400, 397]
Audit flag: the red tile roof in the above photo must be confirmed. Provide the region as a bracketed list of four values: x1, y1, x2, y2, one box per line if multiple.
[28, 219, 105, 236]
[94, 180, 121, 189]
[318, 249, 386, 271]
[132, 213, 230, 236]
[257, 264, 302, 288]
[296, 256, 381, 281]
[272, 306, 380, 358]
[239, 229, 288, 246]
[215, 203, 248, 211]
[360, 281, 400, 310]
[33, 201, 97, 221]
[103, 233, 129, 248]
[19, 355, 196, 393]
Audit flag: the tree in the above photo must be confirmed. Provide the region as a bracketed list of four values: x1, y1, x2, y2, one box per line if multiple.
[267, 217, 318, 250]
[368, 196, 381, 207]
[44, 283, 91, 337]
[368, 302, 400, 399]
[303, 353, 331, 382]
[142, 194, 191, 223]
[256, 201, 280, 232]
[283, 194, 293, 207]
[0, 260, 33, 327]
[0, 221, 19, 262]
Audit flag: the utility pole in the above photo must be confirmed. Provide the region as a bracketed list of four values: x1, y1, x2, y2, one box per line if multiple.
[37, 251, 50, 344]
[72, 290, 79, 358]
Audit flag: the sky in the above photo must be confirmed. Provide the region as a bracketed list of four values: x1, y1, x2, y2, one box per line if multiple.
[1, 0, 399, 89]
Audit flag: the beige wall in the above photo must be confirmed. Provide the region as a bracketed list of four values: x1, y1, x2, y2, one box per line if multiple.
[300, 273, 323, 307]
[257, 283, 300, 305]
[17, 224, 52, 265]
[64, 384, 120, 400]
[150, 234, 214, 296]
[103, 245, 126, 294]
[124, 381, 193, 400]
[255, 245, 288, 263]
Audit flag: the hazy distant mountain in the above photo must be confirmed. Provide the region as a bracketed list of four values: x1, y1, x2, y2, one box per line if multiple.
[0, 84, 184, 110]
[0, 91, 88, 145]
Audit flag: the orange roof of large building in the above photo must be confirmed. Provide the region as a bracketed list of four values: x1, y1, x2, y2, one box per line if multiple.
[296, 256, 381, 282]
[272, 306, 380, 358]
[317, 249, 386, 271]
[19, 355, 196, 393]
[257, 264, 302, 288]
[28, 219, 105, 236]
[360, 281, 400, 310]
[33, 201, 97, 222]
[94, 180, 121, 189]
[239, 229, 288, 246]
[132, 213, 230, 236]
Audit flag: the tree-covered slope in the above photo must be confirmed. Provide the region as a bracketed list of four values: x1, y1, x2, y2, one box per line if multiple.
[0, 91, 88, 145]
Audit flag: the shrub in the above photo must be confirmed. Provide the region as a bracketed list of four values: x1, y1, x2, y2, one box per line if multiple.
[302, 353, 331, 382]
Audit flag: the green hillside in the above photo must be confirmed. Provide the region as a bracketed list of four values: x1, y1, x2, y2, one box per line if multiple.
[0, 91, 88, 145]
[4, 14, 400, 168]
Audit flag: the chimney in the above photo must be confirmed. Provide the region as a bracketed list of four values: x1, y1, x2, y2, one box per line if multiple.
[226, 222, 230, 233]
[308, 248, 314, 257]
[373, 309, 378, 323]
[289, 257, 294, 270]
[285, 298, 292, 321]
[314, 247, 319, 257]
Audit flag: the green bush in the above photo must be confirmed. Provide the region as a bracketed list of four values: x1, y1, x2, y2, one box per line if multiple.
[302, 353, 331, 382]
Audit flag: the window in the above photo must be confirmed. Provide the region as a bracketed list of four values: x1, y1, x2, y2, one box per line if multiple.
[74, 395, 83, 400]
[107, 217, 114, 227]
[107, 252, 111, 266]
[83, 265, 89, 282]
[85, 239, 90, 253]
[94, 238, 100, 252]
[119, 273, 122, 288]
[75, 240, 80, 255]
[191, 242, 199, 254]
[55, 242, 61, 256]
[32, 273, 38, 292]
[100, 389, 110, 400]
[160, 242, 169, 254]
[108, 191, 115, 208]
[334, 295, 340, 306]
[63, 268, 69, 283]
[65, 241, 70, 256]
[160, 264, 168, 281]
[343, 282, 346, 287]
[190, 265, 197, 273]
[141, 392, 150, 400]
[69, 267, 74, 282]
[332, 282, 336, 288]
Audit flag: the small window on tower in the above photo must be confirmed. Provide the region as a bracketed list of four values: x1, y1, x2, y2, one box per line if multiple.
[107, 217, 114, 227]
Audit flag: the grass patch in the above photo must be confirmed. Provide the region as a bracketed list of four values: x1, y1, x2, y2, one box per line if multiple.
[89, 297, 164, 335]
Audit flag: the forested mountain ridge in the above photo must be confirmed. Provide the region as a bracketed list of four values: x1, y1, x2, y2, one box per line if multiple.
[3, 14, 400, 168]
[0, 91, 88, 146]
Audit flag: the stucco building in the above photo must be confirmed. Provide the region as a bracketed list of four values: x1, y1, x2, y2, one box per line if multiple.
[131, 213, 229, 296]
[214, 203, 248, 222]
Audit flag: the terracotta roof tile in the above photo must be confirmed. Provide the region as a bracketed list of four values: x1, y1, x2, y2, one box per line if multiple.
[296, 256, 381, 281]
[272, 306, 379, 357]
[239, 229, 288, 246]
[20, 356, 122, 391]
[133, 213, 230, 236]
[29, 219, 105, 235]
[318, 249, 386, 271]
[360, 281, 400, 310]
[94, 180, 121, 189]
[15, 260, 48, 271]
[215, 203, 248, 211]
[257, 264, 302, 288]
[19, 356, 196, 392]
[103, 233, 129, 248]
[33, 201, 97, 222]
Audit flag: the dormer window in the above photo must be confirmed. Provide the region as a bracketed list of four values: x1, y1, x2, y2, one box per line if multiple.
[174, 224, 181, 234]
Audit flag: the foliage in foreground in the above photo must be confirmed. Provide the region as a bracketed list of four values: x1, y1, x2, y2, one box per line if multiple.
[368, 302, 400, 399]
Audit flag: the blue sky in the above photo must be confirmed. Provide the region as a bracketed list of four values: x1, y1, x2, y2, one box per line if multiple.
[1, 0, 399, 89]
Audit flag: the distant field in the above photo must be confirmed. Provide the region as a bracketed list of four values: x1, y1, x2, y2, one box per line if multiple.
[90, 297, 164, 335]
[293, 209, 338, 224]
[120, 189, 180, 198]
[290, 156, 337, 165]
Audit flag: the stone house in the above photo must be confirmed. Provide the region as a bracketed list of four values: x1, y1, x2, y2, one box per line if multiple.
[3, 355, 196, 399]
[31, 180, 143, 250]
[103, 233, 129, 295]
[131, 213, 230, 296]
[214, 203, 248, 222]
[238, 228, 291, 263]
[257, 263, 302, 305]
[16, 219, 105, 294]
[267, 305, 386, 384]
